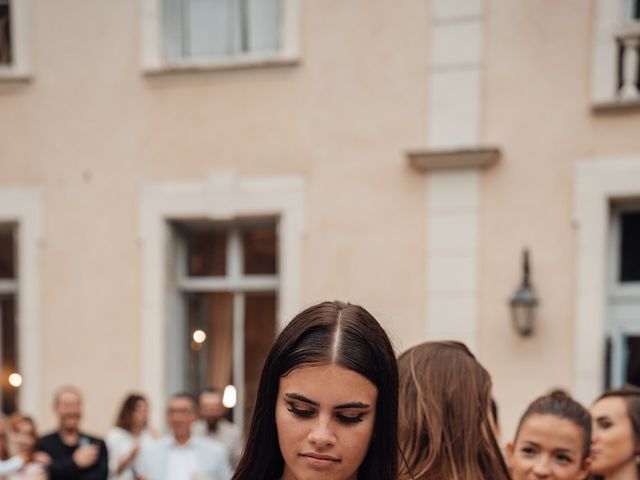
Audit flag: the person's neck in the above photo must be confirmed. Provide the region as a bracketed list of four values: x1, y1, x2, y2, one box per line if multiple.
[130, 425, 143, 436]
[59, 428, 80, 445]
[606, 461, 640, 480]
[174, 433, 190, 446]
[206, 418, 220, 432]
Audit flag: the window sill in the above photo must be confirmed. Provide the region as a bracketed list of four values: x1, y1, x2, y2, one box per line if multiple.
[609, 284, 640, 300]
[593, 98, 640, 112]
[407, 146, 501, 171]
[0, 68, 31, 83]
[143, 54, 300, 76]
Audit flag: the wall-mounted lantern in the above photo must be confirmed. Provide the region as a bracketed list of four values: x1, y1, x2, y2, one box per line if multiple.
[510, 249, 538, 337]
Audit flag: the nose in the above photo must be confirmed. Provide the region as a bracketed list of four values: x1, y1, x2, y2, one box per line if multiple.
[307, 416, 336, 448]
[532, 458, 551, 478]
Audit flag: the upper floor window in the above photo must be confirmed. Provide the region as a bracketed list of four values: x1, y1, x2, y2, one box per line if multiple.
[0, 0, 12, 66]
[0, 0, 30, 81]
[591, 0, 640, 108]
[141, 0, 299, 73]
[163, 0, 281, 62]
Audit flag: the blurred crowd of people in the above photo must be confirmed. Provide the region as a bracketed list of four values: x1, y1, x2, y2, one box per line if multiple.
[0, 386, 240, 480]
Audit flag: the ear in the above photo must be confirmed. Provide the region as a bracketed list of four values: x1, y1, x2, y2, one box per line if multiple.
[505, 442, 515, 468]
[577, 456, 591, 480]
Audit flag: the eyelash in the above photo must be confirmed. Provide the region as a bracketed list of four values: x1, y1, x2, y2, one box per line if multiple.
[286, 404, 365, 424]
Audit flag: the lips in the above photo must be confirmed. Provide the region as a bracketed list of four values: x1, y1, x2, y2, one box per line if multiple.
[300, 452, 340, 467]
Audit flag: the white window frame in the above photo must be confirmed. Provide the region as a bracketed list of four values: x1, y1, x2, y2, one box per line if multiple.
[574, 156, 640, 404]
[0, 0, 31, 81]
[606, 202, 640, 388]
[172, 219, 279, 432]
[0, 188, 41, 415]
[591, 0, 640, 109]
[140, 0, 300, 75]
[139, 172, 305, 429]
[609, 201, 640, 298]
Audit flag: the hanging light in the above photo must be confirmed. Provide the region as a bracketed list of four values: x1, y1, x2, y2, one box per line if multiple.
[222, 385, 237, 408]
[192, 330, 207, 344]
[510, 249, 538, 337]
[8, 373, 22, 388]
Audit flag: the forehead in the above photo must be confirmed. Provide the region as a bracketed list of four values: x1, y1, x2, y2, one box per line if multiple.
[591, 396, 629, 419]
[57, 391, 81, 404]
[279, 364, 377, 404]
[517, 414, 585, 453]
[200, 392, 222, 404]
[168, 397, 195, 410]
[15, 421, 34, 433]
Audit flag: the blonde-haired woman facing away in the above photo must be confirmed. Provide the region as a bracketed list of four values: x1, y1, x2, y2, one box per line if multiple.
[397, 341, 510, 480]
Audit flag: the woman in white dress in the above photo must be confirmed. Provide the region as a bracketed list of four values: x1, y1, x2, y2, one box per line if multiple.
[106, 394, 155, 480]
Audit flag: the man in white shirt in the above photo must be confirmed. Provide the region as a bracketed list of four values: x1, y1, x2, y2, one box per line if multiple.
[192, 388, 243, 467]
[137, 393, 231, 480]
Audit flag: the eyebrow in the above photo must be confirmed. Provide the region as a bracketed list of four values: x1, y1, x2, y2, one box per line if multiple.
[595, 415, 612, 422]
[285, 393, 319, 406]
[334, 402, 371, 410]
[521, 441, 576, 454]
[284, 393, 371, 410]
[553, 448, 574, 454]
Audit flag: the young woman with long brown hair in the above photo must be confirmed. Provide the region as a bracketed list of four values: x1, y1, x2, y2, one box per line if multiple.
[106, 394, 155, 480]
[232, 300, 399, 480]
[397, 340, 510, 480]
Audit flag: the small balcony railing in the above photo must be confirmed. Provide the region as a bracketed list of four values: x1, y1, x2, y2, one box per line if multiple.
[615, 23, 640, 101]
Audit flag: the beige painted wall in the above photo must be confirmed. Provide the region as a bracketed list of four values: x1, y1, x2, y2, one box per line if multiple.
[480, 0, 640, 439]
[1, 0, 429, 434]
[1, 0, 640, 445]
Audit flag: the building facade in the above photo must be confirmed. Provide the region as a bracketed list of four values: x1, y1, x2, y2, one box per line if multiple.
[0, 0, 639, 438]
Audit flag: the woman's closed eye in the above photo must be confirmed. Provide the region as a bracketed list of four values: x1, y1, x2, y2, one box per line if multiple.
[336, 412, 366, 424]
[286, 402, 315, 418]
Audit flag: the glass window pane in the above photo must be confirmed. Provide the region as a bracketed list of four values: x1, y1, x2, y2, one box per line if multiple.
[620, 211, 640, 282]
[186, 292, 234, 394]
[163, 0, 185, 61]
[605, 336, 612, 389]
[186, 230, 227, 277]
[244, 293, 276, 435]
[0, 229, 15, 279]
[626, 336, 640, 387]
[247, 0, 280, 53]
[0, 1, 11, 65]
[242, 225, 277, 275]
[188, 0, 239, 58]
[1, 296, 17, 415]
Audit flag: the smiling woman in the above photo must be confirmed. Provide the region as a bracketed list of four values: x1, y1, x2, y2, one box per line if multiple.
[507, 390, 591, 480]
[231, 300, 398, 480]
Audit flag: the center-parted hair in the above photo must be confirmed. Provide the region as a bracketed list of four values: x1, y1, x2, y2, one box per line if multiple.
[514, 389, 591, 460]
[398, 341, 510, 480]
[232, 300, 399, 480]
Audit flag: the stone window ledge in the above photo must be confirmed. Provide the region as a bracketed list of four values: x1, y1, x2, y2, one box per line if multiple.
[407, 146, 501, 171]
